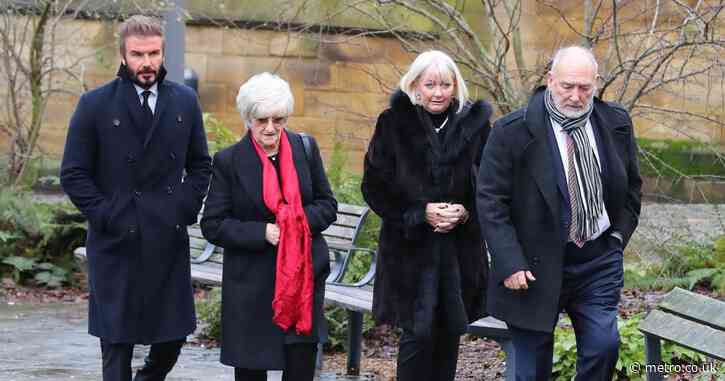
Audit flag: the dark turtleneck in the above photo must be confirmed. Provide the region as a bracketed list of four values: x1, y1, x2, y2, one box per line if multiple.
[425, 107, 452, 143]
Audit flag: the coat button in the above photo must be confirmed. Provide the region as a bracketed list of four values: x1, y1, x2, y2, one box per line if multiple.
[128, 225, 137, 234]
[175, 224, 181, 231]
[169, 152, 176, 160]
[166, 186, 173, 195]
[134, 190, 141, 198]
[177, 115, 183, 123]
[126, 154, 136, 164]
[112, 119, 120, 127]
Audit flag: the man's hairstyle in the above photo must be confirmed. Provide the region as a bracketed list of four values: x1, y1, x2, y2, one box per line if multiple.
[236, 72, 295, 128]
[550, 46, 599, 76]
[119, 15, 164, 56]
[399, 50, 469, 113]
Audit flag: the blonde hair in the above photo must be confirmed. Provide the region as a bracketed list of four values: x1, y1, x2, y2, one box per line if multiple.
[236, 72, 294, 128]
[399, 50, 469, 112]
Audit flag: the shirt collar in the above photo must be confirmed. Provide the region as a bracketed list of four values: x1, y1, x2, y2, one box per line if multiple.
[133, 83, 158, 97]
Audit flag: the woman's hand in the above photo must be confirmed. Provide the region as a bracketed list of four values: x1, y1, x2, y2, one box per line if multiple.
[425, 203, 468, 233]
[265, 223, 280, 246]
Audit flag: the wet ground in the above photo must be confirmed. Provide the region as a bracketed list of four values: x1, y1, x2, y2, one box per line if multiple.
[0, 302, 282, 381]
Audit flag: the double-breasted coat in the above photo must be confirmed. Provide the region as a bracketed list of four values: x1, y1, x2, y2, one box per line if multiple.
[477, 87, 642, 332]
[200, 132, 337, 369]
[361, 90, 492, 339]
[60, 66, 212, 344]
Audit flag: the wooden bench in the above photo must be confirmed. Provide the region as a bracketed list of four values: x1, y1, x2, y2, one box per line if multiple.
[75, 203, 514, 380]
[638, 287, 725, 381]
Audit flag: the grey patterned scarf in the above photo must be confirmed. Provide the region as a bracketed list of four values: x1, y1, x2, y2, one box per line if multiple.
[544, 89, 604, 243]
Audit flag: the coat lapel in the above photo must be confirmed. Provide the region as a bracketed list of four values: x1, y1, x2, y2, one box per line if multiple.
[288, 132, 312, 202]
[234, 135, 273, 219]
[524, 91, 561, 221]
[144, 82, 171, 149]
[121, 80, 148, 145]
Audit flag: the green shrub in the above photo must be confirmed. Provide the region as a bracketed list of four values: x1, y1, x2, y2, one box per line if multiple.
[205, 113, 237, 155]
[0, 190, 86, 287]
[553, 314, 709, 380]
[637, 138, 725, 178]
[624, 239, 725, 296]
[195, 287, 222, 340]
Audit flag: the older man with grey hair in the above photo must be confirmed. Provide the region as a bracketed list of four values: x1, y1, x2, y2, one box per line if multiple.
[477, 46, 642, 380]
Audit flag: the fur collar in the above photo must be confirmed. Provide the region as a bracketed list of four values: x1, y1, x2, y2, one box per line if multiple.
[388, 89, 493, 138]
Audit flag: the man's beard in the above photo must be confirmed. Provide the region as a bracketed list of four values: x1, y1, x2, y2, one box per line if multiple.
[553, 94, 594, 119]
[125, 64, 159, 89]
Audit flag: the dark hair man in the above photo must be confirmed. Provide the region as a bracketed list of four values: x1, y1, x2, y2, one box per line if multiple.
[60, 15, 211, 381]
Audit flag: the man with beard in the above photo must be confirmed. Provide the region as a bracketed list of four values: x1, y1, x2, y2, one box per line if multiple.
[477, 46, 642, 380]
[60, 15, 211, 381]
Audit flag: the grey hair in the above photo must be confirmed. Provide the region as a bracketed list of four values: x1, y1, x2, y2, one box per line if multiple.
[236, 72, 294, 128]
[399, 50, 469, 113]
[550, 46, 599, 76]
[119, 15, 164, 56]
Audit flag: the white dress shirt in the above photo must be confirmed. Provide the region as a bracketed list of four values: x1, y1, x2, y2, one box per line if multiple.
[133, 83, 158, 114]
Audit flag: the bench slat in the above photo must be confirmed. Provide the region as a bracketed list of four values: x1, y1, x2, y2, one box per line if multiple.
[337, 204, 369, 216]
[334, 214, 367, 227]
[325, 284, 373, 312]
[468, 316, 511, 339]
[639, 309, 725, 361]
[658, 287, 725, 331]
[322, 225, 357, 241]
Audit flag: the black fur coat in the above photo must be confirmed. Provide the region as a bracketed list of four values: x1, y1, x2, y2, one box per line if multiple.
[361, 90, 492, 338]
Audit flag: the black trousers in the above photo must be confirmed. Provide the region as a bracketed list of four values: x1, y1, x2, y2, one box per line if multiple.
[234, 343, 317, 381]
[100, 339, 184, 381]
[509, 236, 624, 381]
[396, 323, 461, 381]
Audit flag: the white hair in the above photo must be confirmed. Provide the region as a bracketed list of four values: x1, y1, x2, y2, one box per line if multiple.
[550, 46, 599, 76]
[399, 50, 469, 113]
[236, 72, 294, 128]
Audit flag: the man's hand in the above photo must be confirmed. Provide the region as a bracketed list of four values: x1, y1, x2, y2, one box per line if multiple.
[503, 271, 536, 290]
[425, 203, 469, 233]
[265, 223, 280, 246]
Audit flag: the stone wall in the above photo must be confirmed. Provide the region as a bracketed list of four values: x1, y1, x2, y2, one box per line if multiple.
[2, 2, 723, 174]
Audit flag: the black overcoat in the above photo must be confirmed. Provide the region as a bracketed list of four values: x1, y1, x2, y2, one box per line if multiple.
[477, 87, 642, 332]
[201, 132, 337, 369]
[60, 66, 212, 343]
[361, 91, 492, 338]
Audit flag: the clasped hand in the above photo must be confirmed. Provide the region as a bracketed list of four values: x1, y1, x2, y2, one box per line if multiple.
[265, 223, 280, 246]
[425, 202, 469, 233]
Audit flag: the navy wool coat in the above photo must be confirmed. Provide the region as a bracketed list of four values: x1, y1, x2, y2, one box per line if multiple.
[201, 132, 337, 369]
[60, 66, 212, 344]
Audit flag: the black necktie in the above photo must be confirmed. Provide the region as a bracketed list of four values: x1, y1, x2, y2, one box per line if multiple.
[141, 90, 153, 127]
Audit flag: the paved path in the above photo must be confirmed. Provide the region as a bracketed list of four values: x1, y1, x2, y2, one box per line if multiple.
[0, 303, 284, 381]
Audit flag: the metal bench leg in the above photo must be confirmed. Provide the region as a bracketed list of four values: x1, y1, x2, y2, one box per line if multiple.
[494, 338, 516, 381]
[644, 335, 663, 381]
[347, 310, 363, 376]
[315, 342, 323, 370]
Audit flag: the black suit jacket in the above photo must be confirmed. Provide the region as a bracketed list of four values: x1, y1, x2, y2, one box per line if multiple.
[60, 66, 212, 343]
[201, 132, 337, 369]
[476, 87, 642, 332]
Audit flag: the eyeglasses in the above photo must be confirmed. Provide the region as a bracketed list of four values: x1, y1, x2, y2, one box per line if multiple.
[254, 116, 287, 127]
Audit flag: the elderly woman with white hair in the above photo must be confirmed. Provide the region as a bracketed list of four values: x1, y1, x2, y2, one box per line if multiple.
[361, 50, 493, 380]
[201, 72, 337, 381]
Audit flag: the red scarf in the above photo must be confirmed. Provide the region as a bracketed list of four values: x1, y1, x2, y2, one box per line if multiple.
[250, 129, 314, 336]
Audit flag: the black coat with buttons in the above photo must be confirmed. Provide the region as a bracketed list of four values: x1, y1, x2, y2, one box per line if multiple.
[60, 65, 212, 344]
